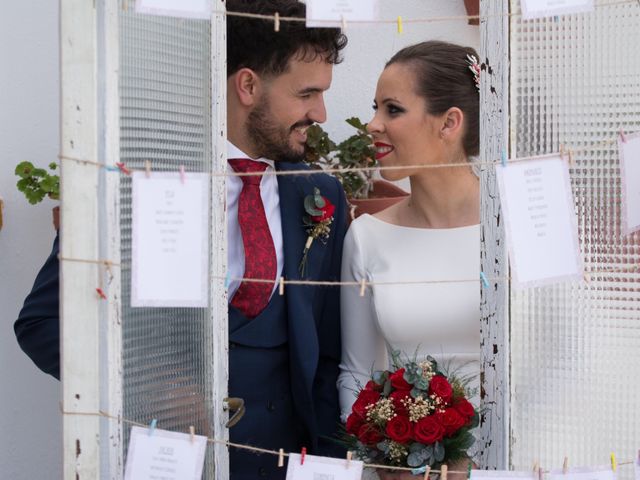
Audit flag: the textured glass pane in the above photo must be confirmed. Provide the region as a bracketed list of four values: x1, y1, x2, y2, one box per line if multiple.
[509, 2, 640, 478]
[119, 3, 215, 476]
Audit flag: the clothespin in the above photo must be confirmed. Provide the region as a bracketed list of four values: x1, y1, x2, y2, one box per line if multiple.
[480, 271, 490, 288]
[300, 447, 307, 465]
[278, 448, 285, 467]
[467, 461, 472, 478]
[115, 162, 131, 175]
[144, 160, 151, 178]
[610, 453, 616, 472]
[423, 465, 431, 480]
[279, 276, 285, 296]
[224, 271, 232, 289]
[340, 15, 347, 33]
[95, 287, 108, 300]
[441, 464, 448, 480]
[620, 129, 627, 143]
[397, 16, 403, 34]
[501, 150, 508, 167]
[533, 462, 539, 473]
[568, 149, 575, 167]
[179, 165, 186, 184]
[148, 418, 157, 436]
[562, 457, 568, 474]
[559, 144, 566, 160]
[274, 12, 280, 32]
[359, 279, 366, 297]
[583, 272, 591, 284]
[346, 451, 352, 468]
[189, 425, 195, 444]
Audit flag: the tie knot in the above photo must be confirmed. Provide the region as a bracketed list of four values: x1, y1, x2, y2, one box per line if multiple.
[229, 158, 269, 186]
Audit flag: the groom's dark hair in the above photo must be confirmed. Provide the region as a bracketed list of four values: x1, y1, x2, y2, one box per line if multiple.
[227, 0, 348, 78]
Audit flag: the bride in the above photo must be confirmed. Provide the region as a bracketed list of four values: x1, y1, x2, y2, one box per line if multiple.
[337, 40, 481, 480]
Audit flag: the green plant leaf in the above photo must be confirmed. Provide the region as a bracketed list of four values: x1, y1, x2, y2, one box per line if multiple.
[15, 161, 35, 179]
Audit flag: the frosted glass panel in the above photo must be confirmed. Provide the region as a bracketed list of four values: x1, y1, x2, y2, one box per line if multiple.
[509, 1, 640, 477]
[119, 3, 215, 476]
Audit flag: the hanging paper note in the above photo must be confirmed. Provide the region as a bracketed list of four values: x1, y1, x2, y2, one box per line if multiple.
[472, 471, 537, 480]
[132, 172, 209, 307]
[306, 0, 379, 28]
[520, 0, 594, 20]
[135, 0, 211, 19]
[124, 425, 207, 480]
[496, 154, 583, 289]
[619, 131, 640, 235]
[286, 453, 363, 480]
[549, 466, 616, 480]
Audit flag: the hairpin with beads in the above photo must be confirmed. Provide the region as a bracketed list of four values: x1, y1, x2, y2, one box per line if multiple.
[466, 54, 481, 92]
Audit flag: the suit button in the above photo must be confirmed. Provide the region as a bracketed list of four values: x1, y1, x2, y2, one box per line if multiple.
[267, 400, 275, 412]
[258, 467, 268, 477]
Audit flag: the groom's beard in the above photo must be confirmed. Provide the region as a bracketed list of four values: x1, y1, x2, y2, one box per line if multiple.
[246, 96, 310, 164]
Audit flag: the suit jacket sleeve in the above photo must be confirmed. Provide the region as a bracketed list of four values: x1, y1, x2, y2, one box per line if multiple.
[313, 178, 348, 456]
[14, 233, 60, 380]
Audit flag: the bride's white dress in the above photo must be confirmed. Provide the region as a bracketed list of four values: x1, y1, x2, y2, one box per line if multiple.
[337, 214, 481, 476]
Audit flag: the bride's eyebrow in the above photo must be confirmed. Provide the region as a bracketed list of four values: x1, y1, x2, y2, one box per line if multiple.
[382, 97, 401, 104]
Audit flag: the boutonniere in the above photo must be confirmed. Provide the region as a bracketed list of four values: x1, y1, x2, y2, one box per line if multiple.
[299, 187, 335, 277]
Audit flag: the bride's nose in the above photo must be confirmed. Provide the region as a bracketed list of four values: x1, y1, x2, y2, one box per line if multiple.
[366, 115, 383, 135]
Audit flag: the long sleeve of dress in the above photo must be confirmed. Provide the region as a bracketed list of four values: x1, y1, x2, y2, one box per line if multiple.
[337, 220, 387, 422]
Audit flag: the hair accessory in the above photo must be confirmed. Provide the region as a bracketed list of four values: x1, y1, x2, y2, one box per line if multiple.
[466, 54, 481, 92]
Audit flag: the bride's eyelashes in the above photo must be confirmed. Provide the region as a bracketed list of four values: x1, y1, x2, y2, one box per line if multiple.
[372, 101, 405, 116]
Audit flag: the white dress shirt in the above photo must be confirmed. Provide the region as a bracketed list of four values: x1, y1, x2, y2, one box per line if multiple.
[227, 142, 284, 300]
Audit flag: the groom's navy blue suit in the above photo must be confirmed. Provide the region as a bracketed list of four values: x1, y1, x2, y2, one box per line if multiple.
[14, 162, 347, 479]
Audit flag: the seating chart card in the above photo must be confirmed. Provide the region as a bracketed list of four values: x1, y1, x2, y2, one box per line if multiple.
[520, 0, 594, 19]
[471, 470, 537, 480]
[496, 154, 583, 289]
[549, 466, 616, 480]
[619, 131, 640, 235]
[132, 172, 209, 307]
[286, 453, 363, 480]
[135, 0, 211, 19]
[124, 426, 207, 480]
[306, 0, 378, 28]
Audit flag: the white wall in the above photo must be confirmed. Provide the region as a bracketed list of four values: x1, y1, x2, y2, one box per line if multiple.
[0, 2, 62, 479]
[0, 2, 477, 478]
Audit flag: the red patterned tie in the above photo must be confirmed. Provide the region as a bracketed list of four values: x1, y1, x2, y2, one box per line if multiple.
[229, 159, 277, 318]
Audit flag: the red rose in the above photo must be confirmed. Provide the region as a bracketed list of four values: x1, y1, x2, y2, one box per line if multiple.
[352, 389, 380, 418]
[357, 423, 383, 446]
[385, 415, 413, 444]
[346, 412, 364, 435]
[310, 198, 335, 222]
[453, 398, 475, 421]
[389, 390, 411, 416]
[437, 408, 467, 437]
[365, 380, 382, 392]
[428, 375, 453, 404]
[414, 415, 444, 444]
[390, 368, 412, 390]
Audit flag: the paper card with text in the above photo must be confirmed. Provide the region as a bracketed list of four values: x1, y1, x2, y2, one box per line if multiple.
[306, 0, 379, 28]
[471, 470, 537, 480]
[131, 172, 210, 307]
[521, 0, 594, 19]
[135, 0, 211, 20]
[619, 131, 640, 235]
[549, 466, 616, 480]
[496, 154, 583, 289]
[124, 426, 207, 480]
[286, 453, 363, 480]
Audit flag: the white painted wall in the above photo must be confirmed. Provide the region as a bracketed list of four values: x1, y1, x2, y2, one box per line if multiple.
[0, 1, 477, 478]
[0, 1, 62, 479]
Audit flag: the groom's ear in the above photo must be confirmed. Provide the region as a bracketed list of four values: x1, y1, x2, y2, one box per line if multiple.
[232, 68, 262, 107]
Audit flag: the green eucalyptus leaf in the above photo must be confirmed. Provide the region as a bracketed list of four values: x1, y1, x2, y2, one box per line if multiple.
[383, 379, 392, 396]
[407, 452, 425, 468]
[304, 196, 323, 216]
[434, 442, 445, 462]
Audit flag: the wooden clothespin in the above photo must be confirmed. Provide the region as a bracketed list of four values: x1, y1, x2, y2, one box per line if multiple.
[568, 149, 575, 167]
[279, 276, 285, 296]
[145, 160, 151, 178]
[559, 144, 566, 160]
[278, 448, 285, 467]
[583, 272, 591, 284]
[179, 165, 186, 184]
[562, 457, 568, 474]
[300, 447, 307, 465]
[274, 12, 280, 32]
[423, 465, 431, 480]
[148, 418, 157, 437]
[441, 464, 448, 480]
[397, 16, 403, 34]
[340, 15, 347, 32]
[359, 279, 366, 297]
[189, 425, 195, 444]
[533, 461, 539, 473]
[346, 451, 352, 468]
[610, 453, 616, 472]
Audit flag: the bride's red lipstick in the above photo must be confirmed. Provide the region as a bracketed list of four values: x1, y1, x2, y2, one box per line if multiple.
[374, 142, 394, 160]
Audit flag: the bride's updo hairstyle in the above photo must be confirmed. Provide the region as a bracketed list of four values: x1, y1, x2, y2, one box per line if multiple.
[386, 41, 480, 157]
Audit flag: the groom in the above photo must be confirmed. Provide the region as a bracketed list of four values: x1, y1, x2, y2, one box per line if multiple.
[224, 0, 348, 477]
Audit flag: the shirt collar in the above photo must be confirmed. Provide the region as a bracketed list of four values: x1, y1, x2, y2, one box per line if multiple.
[227, 141, 275, 169]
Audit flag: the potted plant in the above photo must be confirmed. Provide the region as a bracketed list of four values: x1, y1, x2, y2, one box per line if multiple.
[15, 161, 60, 230]
[305, 117, 408, 220]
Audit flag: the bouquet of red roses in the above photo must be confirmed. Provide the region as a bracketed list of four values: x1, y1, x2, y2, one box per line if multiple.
[343, 356, 478, 471]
